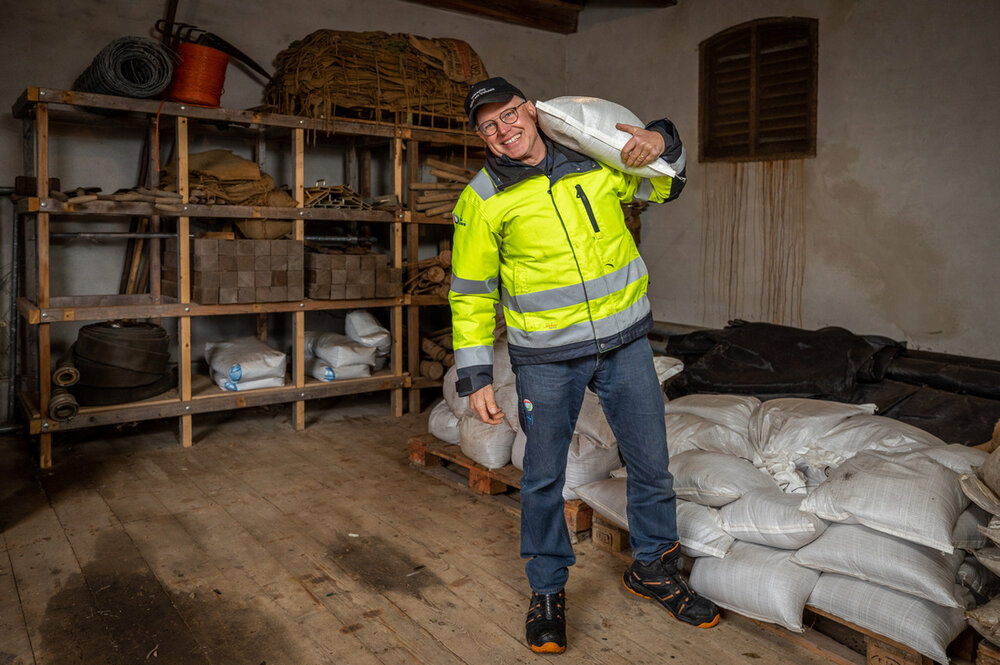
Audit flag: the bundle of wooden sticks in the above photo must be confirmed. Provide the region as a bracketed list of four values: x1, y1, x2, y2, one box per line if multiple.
[410, 158, 477, 217]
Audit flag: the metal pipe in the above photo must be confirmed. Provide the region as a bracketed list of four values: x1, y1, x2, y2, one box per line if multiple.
[50, 232, 176, 240]
[304, 235, 378, 244]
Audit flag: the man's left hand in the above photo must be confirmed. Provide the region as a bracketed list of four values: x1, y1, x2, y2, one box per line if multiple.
[617, 123, 666, 168]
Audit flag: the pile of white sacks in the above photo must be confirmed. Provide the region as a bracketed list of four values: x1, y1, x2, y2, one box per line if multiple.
[427, 335, 683, 500]
[573, 393, 994, 664]
[204, 310, 390, 390]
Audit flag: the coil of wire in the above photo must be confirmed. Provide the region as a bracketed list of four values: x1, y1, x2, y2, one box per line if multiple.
[73, 36, 174, 98]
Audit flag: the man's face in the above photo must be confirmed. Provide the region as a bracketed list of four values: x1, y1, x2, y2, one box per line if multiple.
[476, 96, 545, 166]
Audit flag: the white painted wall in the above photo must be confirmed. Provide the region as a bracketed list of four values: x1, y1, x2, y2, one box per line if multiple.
[569, 0, 1000, 359]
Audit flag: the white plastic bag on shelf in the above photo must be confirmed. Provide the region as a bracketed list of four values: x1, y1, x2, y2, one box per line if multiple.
[458, 414, 515, 469]
[718, 488, 826, 550]
[305, 331, 376, 368]
[205, 336, 287, 383]
[563, 433, 622, 500]
[305, 356, 370, 382]
[808, 574, 968, 664]
[535, 96, 682, 179]
[690, 542, 820, 632]
[212, 371, 285, 392]
[345, 310, 390, 355]
[428, 399, 460, 445]
[800, 450, 969, 554]
[670, 450, 780, 507]
[790, 523, 966, 608]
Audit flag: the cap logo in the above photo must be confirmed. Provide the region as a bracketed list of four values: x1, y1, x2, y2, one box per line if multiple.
[470, 86, 495, 104]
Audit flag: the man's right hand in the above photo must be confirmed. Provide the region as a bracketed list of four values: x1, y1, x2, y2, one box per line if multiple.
[469, 384, 505, 425]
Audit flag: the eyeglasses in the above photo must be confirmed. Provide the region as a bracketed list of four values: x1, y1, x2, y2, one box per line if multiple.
[477, 101, 527, 136]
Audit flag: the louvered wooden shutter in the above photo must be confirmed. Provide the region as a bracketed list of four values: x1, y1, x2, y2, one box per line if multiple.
[701, 18, 817, 162]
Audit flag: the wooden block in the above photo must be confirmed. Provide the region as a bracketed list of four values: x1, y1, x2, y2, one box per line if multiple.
[360, 254, 378, 271]
[330, 269, 347, 284]
[289, 240, 303, 257]
[288, 270, 303, 287]
[269, 239, 286, 255]
[978, 640, 1000, 665]
[255, 286, 270, 301]
[217, 239, 236, 255]
[592, 516, 629, 553]
[237, 271, 255, 288]
[193, 270, 220, 288]
[254, 240, 269, 256]
[237, 287, 255, 303]
[193, 286, 218, 305]
[345, 284, 362, 299]
[254, 254, 270, 270]
[329, 284, 346, 299]
[193, 238, 217, 255]
[287, 285, 303, 300]
[161, 280, 178, 298]
[255, 271, 270, 287]
[219, 288, 239, 304]
[236, 255, 254, 271]
[271, 271, 287, 287]
[345, 255, 361, 271]
[219, 271, 238, 288]
[219, 254, 237, 271]
[468, 467, 507, 495]
[161, 267, 178, 283]
[308, 268, 330, 284]
[866, 637, 931, 665]
[161, 247, 178, 269]
[164, 236, 178, 254]
[270, 286, 287, 301]
[236, 239, 255, 255]
[192, 253, 219, 271]
[308, 283, 330, 300]
[564, 500, 593, 533]
[270, 255, 288, 271]
[287, 253, 303, 270]
[306, 252, 328, 269]
[358, 269, 375, 285]
[329, 254, 347, 269]
[360, 282, 375, 299]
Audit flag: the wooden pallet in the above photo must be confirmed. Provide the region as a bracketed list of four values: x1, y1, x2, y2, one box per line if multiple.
[980, 640, 1000, 665]
[591, 514, 978, 665]
[407, 433, 592, 538]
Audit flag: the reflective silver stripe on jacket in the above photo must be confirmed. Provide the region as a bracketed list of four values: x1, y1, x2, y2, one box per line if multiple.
[451, 274, 499, 295]
[454, 345, 494, 369]
[468, 170, 498, 201]
[505, 295, 651, 348]
[500, 257, 647, 313]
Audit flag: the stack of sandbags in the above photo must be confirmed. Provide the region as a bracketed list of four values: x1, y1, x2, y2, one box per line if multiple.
[205, 337, 287, 391]
[574, 395, 990, 663]
[960, 447, 1000, 647]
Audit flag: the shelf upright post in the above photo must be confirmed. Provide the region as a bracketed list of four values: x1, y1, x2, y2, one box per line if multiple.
[406, 139, 422, 414]
[176, 116, 193, 447]
[391, 137, 405, 417]
[34, 102, 52, 467]
[292, 127, 306, 430]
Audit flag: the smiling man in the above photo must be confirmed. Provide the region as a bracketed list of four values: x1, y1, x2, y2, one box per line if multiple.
[448, 77, 719, 654]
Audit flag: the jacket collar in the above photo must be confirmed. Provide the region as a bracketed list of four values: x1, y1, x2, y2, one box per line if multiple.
[484, 133, 599, 191]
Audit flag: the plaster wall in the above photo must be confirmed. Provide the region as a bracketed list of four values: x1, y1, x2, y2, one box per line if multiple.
[569, 0, 1000, 359]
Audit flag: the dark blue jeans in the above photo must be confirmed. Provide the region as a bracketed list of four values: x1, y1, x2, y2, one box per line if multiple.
[513, 336, 678, 593]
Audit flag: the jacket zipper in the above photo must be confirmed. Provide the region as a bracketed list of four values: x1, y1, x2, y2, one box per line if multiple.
[575, 185, 600, 233]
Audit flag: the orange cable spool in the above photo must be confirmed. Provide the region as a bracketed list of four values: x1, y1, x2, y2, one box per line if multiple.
[166, 42, 229, 107]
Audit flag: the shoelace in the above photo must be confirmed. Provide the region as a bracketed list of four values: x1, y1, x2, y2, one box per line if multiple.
[531, 593, 564, 621]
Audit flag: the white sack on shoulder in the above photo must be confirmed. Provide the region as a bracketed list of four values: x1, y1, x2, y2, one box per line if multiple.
[535, 97, 683, 179]
[428, 399, 460, 445]
[718, 489, 826, 549]
[670, 450, 780, 507]
[459, 414, 514, 470]
[800, 450, 968, 553]
[205, 336, 287, 382]
[690, 542, 819, 632]
[791, 524, 966, 608]
[305, 331, 376, 368]
[808, 574, 967, 664]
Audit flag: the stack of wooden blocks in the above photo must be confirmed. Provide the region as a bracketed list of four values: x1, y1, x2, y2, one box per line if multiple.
[305, 252, 402, 300]
[162, 238, 305, 304]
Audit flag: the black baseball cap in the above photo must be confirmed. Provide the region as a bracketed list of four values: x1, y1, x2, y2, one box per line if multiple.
[464, 77, 526, 126]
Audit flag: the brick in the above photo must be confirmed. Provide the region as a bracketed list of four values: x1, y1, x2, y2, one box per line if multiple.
[219, 288, 239, 304]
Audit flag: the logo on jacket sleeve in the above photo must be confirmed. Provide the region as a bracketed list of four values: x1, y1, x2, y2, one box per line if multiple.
[452, 213, 466, 226]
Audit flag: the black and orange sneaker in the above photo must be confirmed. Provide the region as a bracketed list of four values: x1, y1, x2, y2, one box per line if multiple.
[622, 549, 720, 628]
[525, 589, 567, 654]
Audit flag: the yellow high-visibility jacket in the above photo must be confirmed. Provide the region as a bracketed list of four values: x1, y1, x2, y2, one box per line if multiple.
[449, 127, 685, 395]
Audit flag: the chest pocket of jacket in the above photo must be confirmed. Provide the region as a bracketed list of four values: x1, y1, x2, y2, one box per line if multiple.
[575, 185, 600, 234]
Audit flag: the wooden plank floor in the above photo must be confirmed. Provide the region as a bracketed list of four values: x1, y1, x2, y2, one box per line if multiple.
[1, 395, 846, 665]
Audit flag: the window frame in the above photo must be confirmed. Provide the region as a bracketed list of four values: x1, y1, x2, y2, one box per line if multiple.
[699, 17, 818, 162]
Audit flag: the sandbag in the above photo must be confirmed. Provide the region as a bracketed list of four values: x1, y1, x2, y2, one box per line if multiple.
[345, 310, 390, 355]
[664, 394, 761, 432]
[809, 574, 967, 664]
[205, 337, 287, 383]
[442, 365, 472, 418]
[751, 398, 877, 458]
[495, 383, 520, 433]
[535, 97, 681, 179]
[575, 388, 616, 446]
[428, 399, 460, 445]
[511, 427, 527, 470]
[953, 506, 991, 551]
[967, 596, 1000, 648]
[690, 542, 819, 632]
[563, 433, 622, 501]
[790, 524, 966, 608]
[458, 415, 514, 469]
[212, 371, 285, 391]
[670, 450, 780, 507]
[305, 356, 370, 381]
[653, 355, 684, 383]
[664, 412, 755, 459]
[718, 489, 826, 550]
[305, 331, 376, 368]
[800, 450, 969, 553]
